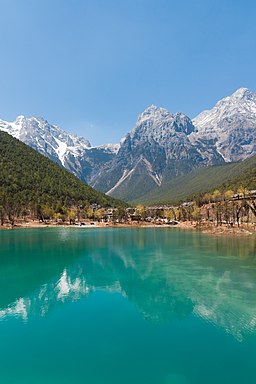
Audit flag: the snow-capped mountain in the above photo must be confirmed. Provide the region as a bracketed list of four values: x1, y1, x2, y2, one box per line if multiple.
[191, 87, 256, 162]
[0, 115, 91, 166]
[0, 115, 118, 183]
[91, 105, 223, 200]
[0, 87, 255, 202]
[92, 87, 256, 200]
[94, 143, 120, 154]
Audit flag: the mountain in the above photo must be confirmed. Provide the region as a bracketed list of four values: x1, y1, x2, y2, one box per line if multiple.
[0, 130, 125, 223]
[131, 155, 256, 205]
[0, 115, 91, 164]
[98, 88, 256, 201]
[91, 105, 224, 200]
[191, 87, 256, 162]
[0, 87, 255, 203]
[0, 115, 118, 183]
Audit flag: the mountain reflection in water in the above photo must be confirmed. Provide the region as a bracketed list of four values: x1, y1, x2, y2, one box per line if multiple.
[0, 227, 255, 341]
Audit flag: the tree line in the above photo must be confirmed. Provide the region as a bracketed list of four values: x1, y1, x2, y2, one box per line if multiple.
[134, 187, 256, 227]
[0, 131, 125, 226]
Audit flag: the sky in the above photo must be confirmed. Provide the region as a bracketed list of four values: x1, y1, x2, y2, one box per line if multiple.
[0, 0, 256, 145]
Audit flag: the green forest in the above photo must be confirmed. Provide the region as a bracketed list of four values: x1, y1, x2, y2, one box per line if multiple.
[0, 131, 125, 225]
[133, 155, 256, 205]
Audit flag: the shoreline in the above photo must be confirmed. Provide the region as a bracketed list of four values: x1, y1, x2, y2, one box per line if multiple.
[1, 220, 255, 237]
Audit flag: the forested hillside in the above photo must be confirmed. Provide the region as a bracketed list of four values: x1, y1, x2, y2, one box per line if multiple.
[0, 131, 125, 225]
[132, 155, 256, 205]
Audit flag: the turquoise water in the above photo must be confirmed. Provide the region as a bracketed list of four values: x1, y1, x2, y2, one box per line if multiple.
[0, 227, 256, 383]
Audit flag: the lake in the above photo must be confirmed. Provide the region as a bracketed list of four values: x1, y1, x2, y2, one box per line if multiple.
[0, 227, 256, 383]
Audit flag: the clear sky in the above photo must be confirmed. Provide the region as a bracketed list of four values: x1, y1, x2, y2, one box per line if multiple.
[0, 0, 256, 145]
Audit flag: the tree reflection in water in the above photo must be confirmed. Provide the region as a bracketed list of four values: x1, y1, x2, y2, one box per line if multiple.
[0, 227, 255, 340]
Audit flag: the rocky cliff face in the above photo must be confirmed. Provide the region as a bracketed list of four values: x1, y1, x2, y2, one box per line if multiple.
[91, 105, 224, 200]
[191, 88, 256, 162]
[0, 115, 91, 165]
[92, 88, 256, 200]
[0, 115, 117, 183]
[0, 87, 255, 202]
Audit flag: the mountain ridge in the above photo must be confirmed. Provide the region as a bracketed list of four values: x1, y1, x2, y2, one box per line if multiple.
[0, 87, 255, 202]
[191, 87, 256, 162]
[0, 130, 125, 225]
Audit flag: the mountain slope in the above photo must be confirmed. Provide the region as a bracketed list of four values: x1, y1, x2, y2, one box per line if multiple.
[0, 115, 91, 165]
[91, 105, 224, 200]
[104, 87, 256, 202]
[0, 115, 118, 183]
[191, 87, 256, 162]
[130, 155, 256, 205]
[0, 87, 255, 204]
[0, 131, 125, 218]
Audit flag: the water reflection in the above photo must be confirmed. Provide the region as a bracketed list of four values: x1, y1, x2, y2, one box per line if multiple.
[0, 228, 256, 340]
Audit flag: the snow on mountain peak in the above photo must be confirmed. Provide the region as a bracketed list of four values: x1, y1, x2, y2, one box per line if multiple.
[137, 105, 171, 123]
[1, 86, 255, 195]
[0, 115, 92, 166]
[212, 87, 256, 111]
[132, 105, 171, 134]
[93, 143, 120, 154]
[191, 87, 256, 162]
[16, 115, 25, 121]
[231, 87, 251, 98]
[193, 87, 256, 129]
[130, 105, 195, 143]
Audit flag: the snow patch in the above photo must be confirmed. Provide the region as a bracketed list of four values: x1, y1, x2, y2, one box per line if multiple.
[106, 168, 136, 195]
[141, 157, 162, 186]
[54, 137, 68, 166]
[93, 143, 120, 154]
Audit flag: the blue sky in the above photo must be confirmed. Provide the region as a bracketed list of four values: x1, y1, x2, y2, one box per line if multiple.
[0, 0, 255, 145]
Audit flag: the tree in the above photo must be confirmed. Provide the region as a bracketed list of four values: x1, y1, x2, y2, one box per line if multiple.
[94, 208, 105, 221]
[0, 204, 5, 226]
[117, 207, 127, 222]
[191, 206, 202, 224]
[163, 209, 175, 221]
[41, 205, 55, 221]
[53, 212, 62, 222]
[212, 190, 221, 202]
[224, 189, 234, 201]
[86, 207, 94, 220]
[135, 204, 147, 220]
[67, 207, 77, 224]
[237, 186, 249, 198]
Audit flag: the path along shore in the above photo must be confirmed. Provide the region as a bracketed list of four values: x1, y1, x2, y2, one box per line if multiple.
[1, 220, 255, 237]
